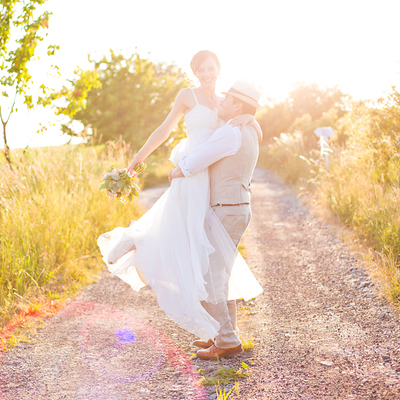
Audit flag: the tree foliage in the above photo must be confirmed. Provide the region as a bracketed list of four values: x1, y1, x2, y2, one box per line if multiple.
[0, 0, 58, 162]
[0, 0, 101, 163]
[65, 50, 190, 150]
[288, 83, 346, 121]
[42, 67, 102, 118]
[257, 83, 348, 144]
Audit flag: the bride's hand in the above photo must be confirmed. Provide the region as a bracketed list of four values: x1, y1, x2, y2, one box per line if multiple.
[229, 114, 254, 130]
[230, 114, 263, 142]
[128, 158, 142, 177]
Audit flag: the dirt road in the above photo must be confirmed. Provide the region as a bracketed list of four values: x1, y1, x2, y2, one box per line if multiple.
[1, 167, 400, 399]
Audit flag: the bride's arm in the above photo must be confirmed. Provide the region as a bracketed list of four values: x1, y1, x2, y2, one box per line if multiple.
[230, 114, 263, 142]
[127, 89, 189, 176]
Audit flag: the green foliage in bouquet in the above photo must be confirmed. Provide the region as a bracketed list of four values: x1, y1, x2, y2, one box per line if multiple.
[100, 162, 147, 204]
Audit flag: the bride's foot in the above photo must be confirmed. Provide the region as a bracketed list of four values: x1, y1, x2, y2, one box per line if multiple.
[108, 244, 137, 264]
[192, 338, 214, 349]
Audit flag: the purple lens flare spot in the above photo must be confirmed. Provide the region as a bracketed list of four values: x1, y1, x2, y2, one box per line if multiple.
[115, 328, 136, 348]
[0, 300, 207, 400]
[80, 310, 164, 383]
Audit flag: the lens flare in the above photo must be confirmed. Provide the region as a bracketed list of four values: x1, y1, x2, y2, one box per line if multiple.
[115, 328, 137, 348]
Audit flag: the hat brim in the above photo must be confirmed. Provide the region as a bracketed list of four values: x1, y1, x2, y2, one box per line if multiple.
[221, 91, 261, 109]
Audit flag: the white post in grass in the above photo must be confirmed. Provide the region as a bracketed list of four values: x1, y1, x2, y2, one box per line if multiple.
[314, 127, 334, 169]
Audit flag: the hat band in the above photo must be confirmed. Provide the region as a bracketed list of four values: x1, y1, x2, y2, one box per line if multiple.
[228, 87, 257, 103]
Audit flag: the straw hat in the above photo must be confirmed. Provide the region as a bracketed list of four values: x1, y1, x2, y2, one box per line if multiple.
[222, 80, 261, 109]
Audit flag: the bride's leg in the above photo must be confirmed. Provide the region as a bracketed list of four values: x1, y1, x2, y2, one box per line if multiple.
[108, 243, 136, 264]
[136, 268, 147, 285]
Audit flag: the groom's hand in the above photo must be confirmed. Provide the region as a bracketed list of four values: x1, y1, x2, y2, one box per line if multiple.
[168, 167, 184, 183]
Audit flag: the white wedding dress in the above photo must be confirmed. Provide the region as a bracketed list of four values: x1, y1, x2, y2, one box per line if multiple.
[97, 93, 263, 340]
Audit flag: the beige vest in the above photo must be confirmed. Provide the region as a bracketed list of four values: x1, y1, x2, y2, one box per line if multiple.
[209, 124, 259, 206]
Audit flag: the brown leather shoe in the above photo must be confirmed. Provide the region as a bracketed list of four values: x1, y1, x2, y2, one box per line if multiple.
[196, 344, 243, 360]
[192, 338, 214, 349]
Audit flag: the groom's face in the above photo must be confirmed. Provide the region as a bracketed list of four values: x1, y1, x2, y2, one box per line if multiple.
[218, 94, 241, 121]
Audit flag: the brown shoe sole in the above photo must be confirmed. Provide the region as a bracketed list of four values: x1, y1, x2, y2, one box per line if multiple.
[191, 340, 214, 349]
[196, 346, 243, 360]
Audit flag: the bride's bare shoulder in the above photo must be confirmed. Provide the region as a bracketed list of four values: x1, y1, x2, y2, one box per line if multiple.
[177, 88, 196, 113]
[177, 88, 194, 101]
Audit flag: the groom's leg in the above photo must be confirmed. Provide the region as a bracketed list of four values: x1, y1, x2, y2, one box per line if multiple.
[204, 205, 252, 348]
[227, 299, 237, 331]
[212, 204, 252, 247]
[212, 205, 251, 328]
[201, 300, 240, 348]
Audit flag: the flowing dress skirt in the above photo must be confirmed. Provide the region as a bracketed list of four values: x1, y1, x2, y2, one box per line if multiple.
[98, 147, 262, 339]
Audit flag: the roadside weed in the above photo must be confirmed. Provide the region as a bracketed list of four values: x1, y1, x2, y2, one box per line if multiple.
[241, 361, 249, 370]
[241, 339, 255, 351]
[238, 241, 247, 258]
[202, 365, 248, 386]
[215, 385, 232, 400]
[233, 381, 240, 396]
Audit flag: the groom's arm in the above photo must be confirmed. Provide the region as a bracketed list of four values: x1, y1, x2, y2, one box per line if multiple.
[177, 124, 242, 177]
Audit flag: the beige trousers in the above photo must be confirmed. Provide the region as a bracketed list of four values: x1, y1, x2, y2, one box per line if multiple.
[202, 204, 252, 348]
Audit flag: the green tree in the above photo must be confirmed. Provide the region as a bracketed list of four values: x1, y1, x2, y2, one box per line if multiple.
[65, 50, 189, 150]
[0, 0, 58, 164]
[257, 83, 347, 143]
[288, 83, 346, 121]
[0, 0, 100, 163]
[41, 67, 102, 120]
[256, 101, 291, 142]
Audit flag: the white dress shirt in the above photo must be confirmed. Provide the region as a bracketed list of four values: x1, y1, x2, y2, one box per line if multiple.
[179, 121, 242, 177]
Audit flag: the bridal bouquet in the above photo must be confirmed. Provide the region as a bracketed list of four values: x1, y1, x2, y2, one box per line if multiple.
[99, 163, 147, 204]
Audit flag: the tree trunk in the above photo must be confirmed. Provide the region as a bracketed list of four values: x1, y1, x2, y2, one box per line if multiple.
[0, 93, 16, 166]
[2, 120, 12, 165]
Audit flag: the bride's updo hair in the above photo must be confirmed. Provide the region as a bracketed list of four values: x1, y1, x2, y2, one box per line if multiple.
[190, 50, 220, 75]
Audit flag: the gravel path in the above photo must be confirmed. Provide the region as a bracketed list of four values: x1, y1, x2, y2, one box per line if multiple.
[1, 167, 400, 399]
[240, 168, 400, 399]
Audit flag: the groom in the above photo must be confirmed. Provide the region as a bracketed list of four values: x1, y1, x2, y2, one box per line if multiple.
[169, 80, 261, 360]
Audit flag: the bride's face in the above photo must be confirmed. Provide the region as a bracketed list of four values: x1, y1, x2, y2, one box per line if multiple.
[195, 57, 219, 88]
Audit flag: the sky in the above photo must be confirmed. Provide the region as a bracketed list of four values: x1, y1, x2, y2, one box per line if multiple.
[1, 0, 400, 149]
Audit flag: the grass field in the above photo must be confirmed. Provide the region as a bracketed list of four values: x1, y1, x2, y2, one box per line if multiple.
[0, 140, 165, 328]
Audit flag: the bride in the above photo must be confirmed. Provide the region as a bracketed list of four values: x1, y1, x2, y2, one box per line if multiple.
[97, 50, 262, 341]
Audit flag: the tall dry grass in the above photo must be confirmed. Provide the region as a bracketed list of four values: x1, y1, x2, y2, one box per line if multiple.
[259, 132, 319, 184]
[258, 99, 400, 304]
[0, 140, 145, 327]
